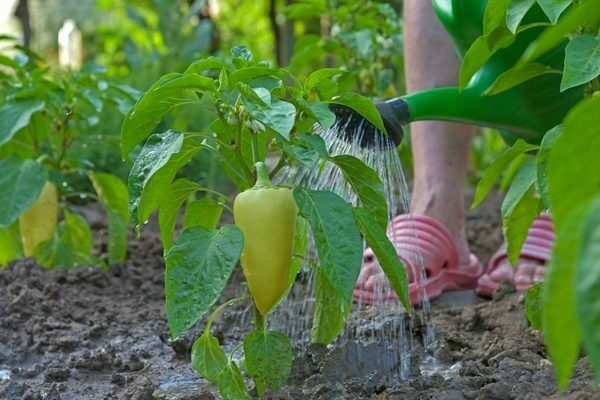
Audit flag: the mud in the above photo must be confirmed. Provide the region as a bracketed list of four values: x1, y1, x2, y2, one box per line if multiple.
[0, 198, 598, 399]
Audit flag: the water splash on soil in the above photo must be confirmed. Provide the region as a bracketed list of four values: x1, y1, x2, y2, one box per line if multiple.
[268, 118, 439, 380]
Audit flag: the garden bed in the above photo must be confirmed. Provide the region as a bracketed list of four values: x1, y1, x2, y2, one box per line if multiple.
[0, 199, 598, 400]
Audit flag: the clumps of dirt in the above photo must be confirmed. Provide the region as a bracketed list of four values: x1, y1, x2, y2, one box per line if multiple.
[0, 199, 598, 399]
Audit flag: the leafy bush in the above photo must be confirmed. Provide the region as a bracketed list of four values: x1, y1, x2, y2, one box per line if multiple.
[467, 0, 600, 387]
[0, 38, 135, 268]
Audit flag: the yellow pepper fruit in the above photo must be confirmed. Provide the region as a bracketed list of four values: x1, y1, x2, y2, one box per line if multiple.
[234, 162, 297, 315]
[19, 181, 59, 257]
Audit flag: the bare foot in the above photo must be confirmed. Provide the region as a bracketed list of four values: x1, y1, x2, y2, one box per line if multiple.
[476, 256, 545, 296]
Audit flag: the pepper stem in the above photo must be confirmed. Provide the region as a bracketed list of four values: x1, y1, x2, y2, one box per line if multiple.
[254, 162, 272, 188]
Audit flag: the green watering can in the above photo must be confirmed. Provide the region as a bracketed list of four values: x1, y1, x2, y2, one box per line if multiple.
[337, 0, 584, 147]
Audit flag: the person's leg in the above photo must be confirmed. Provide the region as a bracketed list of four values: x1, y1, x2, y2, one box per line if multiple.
[359, 0, 476, 293]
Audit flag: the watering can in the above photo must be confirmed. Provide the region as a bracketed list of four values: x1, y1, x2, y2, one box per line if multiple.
[340, 0, 584, 147]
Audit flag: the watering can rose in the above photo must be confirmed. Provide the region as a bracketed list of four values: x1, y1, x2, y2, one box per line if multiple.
[233, 162, 298, 315]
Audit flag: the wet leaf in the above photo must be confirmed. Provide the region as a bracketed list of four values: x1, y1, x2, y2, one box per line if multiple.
[241, 95, 296, 140]
[561, 34, 600, 91]
[128, 131, 201, 232]
[0, 158, 47, 227]
[218, 362, 249, 400]
[34, 233, 72, 269]
[243, 330, 293, 396]
[330, 155, 388, 230]
[352, 207, 410, 309]
[62, 210, 93, 258]
[191, 330, 227, 384]
[165, 225, 243, 339]
[293, 188, 362, 301]
[0, 99, 45, 147]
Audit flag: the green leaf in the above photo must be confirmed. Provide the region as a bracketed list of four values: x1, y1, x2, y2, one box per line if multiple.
[280, 139, 320, 168]
[329, 93, 387, 134]
[501, 159, 544, 265]
[293, 97, 335, 130]
[0, 158, 47, 227]
[472, 139, 539, 208]
[288, 217, 309, 291]
[545, 96, 600, 388]
[460, 28, 516, 89]
[507, 0, 536, 33]
[560, 34, 600, 91]
[311, 268, 351, 344]
[184, 57, 228, 74]
[231, 45, 252, 61]
[0, 221, 22, 266]
[62, 210, 93, 258]
[158, 178, 201, 252]
[352, 208, 410, 309]
[483, 0, 513, 34]
[241, 95, 296, 140]
[295, 134, 328, 157]
[525, 282, 544, 330]
[0, 99, 45, 147]
[305, 68, 348, 90]
[536, 125, 562, 208]
[218, 362, 250, 400]
[120, 73, 215, 156]
[330, 155, 388, 230]
[229, 68, 285, 87]
[89, 173, 130, 263]
[293, 188, 363, 301]
[191, 330, 228, 384]
[165, 225, 243, 339]
[536, 0, 571, 23]
[128, 131, 201, 231]
[184, 198, 223, 230]
[485, 63, 560, 95]
[34, 233, 72, 269]
[575, 195, 600, 383]
[520, 0, 600, 65]
[243, 330, 293, 396]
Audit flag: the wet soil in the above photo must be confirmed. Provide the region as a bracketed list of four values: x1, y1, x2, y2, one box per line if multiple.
[0, 197, 598, 400]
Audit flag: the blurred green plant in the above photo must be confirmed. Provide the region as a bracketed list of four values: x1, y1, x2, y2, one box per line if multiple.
[468, 0, 600, 388]
[0, 37, 135, 268]
[286, 0, 404, 99]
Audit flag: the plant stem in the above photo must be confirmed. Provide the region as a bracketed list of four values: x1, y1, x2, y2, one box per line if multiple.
[254, 304, 266, 331]
[254, 162, 272, 187]
[228, 342, 244, 363]
[269, 155, 287, 179]
[204, 296, 248, 334]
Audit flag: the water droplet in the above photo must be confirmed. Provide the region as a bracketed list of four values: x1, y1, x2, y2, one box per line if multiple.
[62, 182, 68, 187]
[79, 194, 87, 199]
[143, 220, 149, 225]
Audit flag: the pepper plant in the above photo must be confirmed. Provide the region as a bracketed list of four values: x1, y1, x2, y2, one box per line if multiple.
[464, 0, 600, 388]
[0, 38, 135, 268]
[121, 46, 410, 398]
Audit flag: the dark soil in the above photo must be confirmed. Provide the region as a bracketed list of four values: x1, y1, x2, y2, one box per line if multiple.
[0, 196, 598, 400]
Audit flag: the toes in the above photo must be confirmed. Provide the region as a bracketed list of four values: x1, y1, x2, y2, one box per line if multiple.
[364, 272, 387, 291]
[533, 265, 545, 283]
[489, 260, 514, 282]
[514, 263, 537, 285]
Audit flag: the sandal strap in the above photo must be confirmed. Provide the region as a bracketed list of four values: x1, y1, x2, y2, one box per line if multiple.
[387, 214, 460, 283]
[488, 213, 555, 271]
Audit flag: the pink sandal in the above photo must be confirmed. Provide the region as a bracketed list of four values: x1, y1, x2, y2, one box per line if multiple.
[353, 214, 483, 305]
[475, 213, 555, 297]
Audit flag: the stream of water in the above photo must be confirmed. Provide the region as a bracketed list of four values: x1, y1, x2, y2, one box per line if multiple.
[270, 117, 439, 381]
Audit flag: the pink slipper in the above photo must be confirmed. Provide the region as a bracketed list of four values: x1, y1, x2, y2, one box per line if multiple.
[476, 213, 555, 297]
[353, 214, 483, 305]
